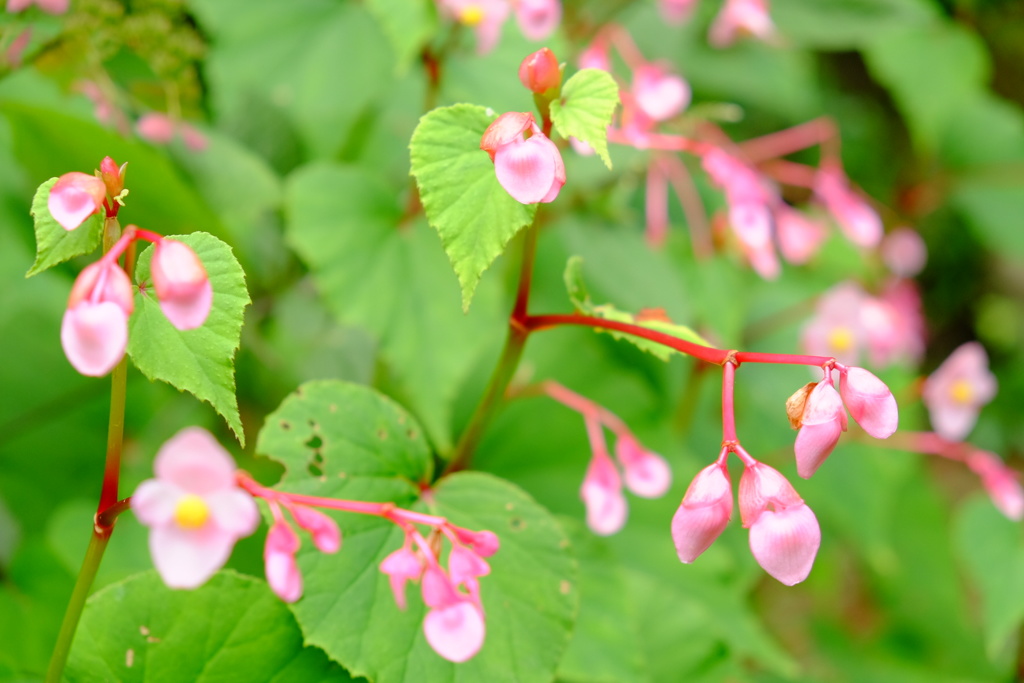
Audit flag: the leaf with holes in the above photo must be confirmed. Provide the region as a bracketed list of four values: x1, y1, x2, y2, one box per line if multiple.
[256, 380, 579, 683]
[549, 69, 619, 169]
[128, 232, 250, 444]
[26, 177, 103, 277]
[65, 570, 355, 682]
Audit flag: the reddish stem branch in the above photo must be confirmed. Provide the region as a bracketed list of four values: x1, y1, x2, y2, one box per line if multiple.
[738, 117, 837, 163]
[721, 360, 738, 443]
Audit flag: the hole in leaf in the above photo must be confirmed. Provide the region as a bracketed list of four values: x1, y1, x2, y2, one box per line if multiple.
[313, 452, 324, 465]
[508, 517, 526, 531]
[308, 463, 323, 477]
[280, 420, 291, 431]
[305, 434, 323, 450]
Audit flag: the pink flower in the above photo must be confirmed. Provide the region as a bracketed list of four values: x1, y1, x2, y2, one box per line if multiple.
[671, 461, 733, 563]
[659, 0, 699, 24]
[421, 567, 486, 662]
[265, 519, 303, 602]
[180, 124, 208, 152]
[448, 544, 491, 586]
[61, 260, 134, 376]
[578, 37, 610, 72]
[451, 527, 500, 557]
[580, 451, 627, 536]
[519, 47, 561, 93]
[967, 452, 1023, 521]
[814, 167, 882, 248]
[437, 0, 510, 54]
[838, 366, 898, 439]
[775, 205, 827, 265]
[48, 172, 107, 231]
[150, 238, 213, 330]
[729, 201, 779, 280]
[801, 281, 868, 365]
[739, 462, 820, 585]
[380, 545, 425, 610]
[615, 435, 672, 498]
[131, 427, 259, 589]
[513, 0, 560, 41]
[289, 505, 341, 553]
[793, 378, 847, 478]
[136, 113, 177, 145]
[877, 278, 926, 365]
[481, 112, 565, 204]
[922, 342, 997, 441]
[709, 0, 775, 48]
[6, 0, 68, 14]
[631, 64, 690, 123]
[881, 227, 927, 277]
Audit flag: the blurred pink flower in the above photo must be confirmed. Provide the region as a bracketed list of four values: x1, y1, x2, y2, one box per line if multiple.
[131, 427, 259, 589]
[6, 0, 68, 14]
[967, 452, 1023, 521]
[659, 0, 699, 24]
[48, 171, 106, 231]
[61, 261, 134, 376]
[380, 544, 424, 610]
[264, 518, 303, 602]
[421, 567, 486, 662]
[136, 112, 177, 145]
[814, 167, 882, 248]
[437, 0, 510, 54]
[615, 434, 672, 498]
[150, 238, 213, 330]
[801, 281, 868, 366]
[632, 64, 690, 122]
[513, 0, 560, 41]
[671, 461, 733, 563]
[581, 449, 627, 536]
[481, 111, 565, 204]
[289, 505, 341, 553]
[922, 342, 997, 441]
[793, 378, 847, 479]
[775, 205, 827, 265]
[578, 36, 611, 72]
[881, 227, 927, 277]
[709, 0, 775, 48]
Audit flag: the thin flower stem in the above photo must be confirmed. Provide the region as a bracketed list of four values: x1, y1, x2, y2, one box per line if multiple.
[542, 380, 629, 435]
[721, 360, 738, 443]
[607, 128, 712, 155]
[737, 117, 837, 163]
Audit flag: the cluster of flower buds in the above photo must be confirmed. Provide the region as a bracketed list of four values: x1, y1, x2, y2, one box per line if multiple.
[481, 111, 565, 205]
[136, 112, 208, 152]
[131, 427, 501, 663]
[542, 381, 672, 535]
[434, 0, 561, 54]
[51, 158, 213, 376]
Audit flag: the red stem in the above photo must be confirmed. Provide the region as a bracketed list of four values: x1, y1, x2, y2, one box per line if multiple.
[721, 360, 738, 443]
[738, 117, 837, 163]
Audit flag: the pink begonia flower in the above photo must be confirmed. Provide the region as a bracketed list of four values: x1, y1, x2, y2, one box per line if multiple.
[452, 527, 500, 557]
[800, 281, 868, 366]
[421, 567, 486, 662]
[580, 452, 628, 536]
[775, 205, 827, 265]
[967, 452, 1024, 521]
[838, 366, 898, 439]
[881, 227, 927, 277]
[48, 172, 107, 232]
[437, 0, 510, 54]
[671, 462, 733, 563]
[659, 0, 699, 24]
[519, 47, 561, 93]
[180, 124, 208, 152]
[709, 0, 775, 48]
[448, 544, 491, 586]
[922, 342, 997, 442]
[61, 261, 134, 376]
[131, 427, 259, 589]
[136, 112, 177, 145]
[481, 111, 565, 204]
[814, 167, 882, 248]
[632, 64, 690, 123]
[615, 435, 672, 498]
[513, 0, 560, 41]
[380, 545, 424, 610]
[878, 278, 926, 364]
[578, 37, 610, 72]
[265, 519, 303, 602]
[739, 462, 820, 585]
[290, 505, 341, 553]
[6, 0, 68, 14]
[150, 239, 213, 330]
[793, 378, 847, 479]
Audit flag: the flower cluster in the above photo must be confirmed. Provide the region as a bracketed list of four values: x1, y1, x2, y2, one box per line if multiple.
[434, 0, 561, 54]
[655, 0, 776, 48]
[52, 158, 213, 376]
[132, 427, 501, 663]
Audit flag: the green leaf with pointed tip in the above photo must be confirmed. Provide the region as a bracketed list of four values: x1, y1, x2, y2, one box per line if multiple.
[65, 570, 355, 683]
[26, 177, 102, 277]
[549, 69, 619, 169]
[564, 256, 709, 361]
[410, 103, 537, 311]
[128, 232, 250, 444]
[256, 381, 578, 683]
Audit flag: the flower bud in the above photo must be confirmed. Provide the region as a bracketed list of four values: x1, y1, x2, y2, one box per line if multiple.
[968, 452, 1024, 521]
[48, 172, 107, 231]
[61, 261, 135, 377]
[748, 502, 821, 585]
[839, 367, 898, 439]
[519, 48, 561, 93]
[580, 454, 627, 536]
[423, 600, 486, 662]
[671, 462, 733, 563]
[793, 379, 847, 478]
[615, 435, 672, 498]
[151, 239, 213, 330]
[137, 112, 176, 145]
[99, 156, 127, 199]
[380, 545, 423, 610]
[290, 505, 341, 553]
[632, 64, 690, 122]
[815, 167, 882, 248]
[264, 520, 303, 603]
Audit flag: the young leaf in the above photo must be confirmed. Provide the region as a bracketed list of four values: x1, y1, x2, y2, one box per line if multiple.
[549, 68, 620, 169]
[128, 232, 250, 444]
[256, 381, 579, 683]
[26, 177, 103, 277]
[564, 256, 709, 361]
[410, 103, 537, 311]
[65, 570, 354, 682]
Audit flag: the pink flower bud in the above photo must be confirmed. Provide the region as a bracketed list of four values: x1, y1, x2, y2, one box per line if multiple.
[729, 202, 779, 280]
[423, 600, 486, 662]
[380, 545, 423, 610]
[580, 454, 628, 536]
[519, 47, 561, 93]
[775, 205, 826, 265]
[452, 527, 500, 557]
[671, 462, 733, 563]
[48, 172, 107, 231]
[748, 503, 821, 585]
[839, 367, 898, 439]
[448, 545, 491, 586]
[967, 452, 1024, 521]
[881, 227, 927, 277]
[632, 64, 690, 122]
[151, 239, 213, 330]
[99, 156, 127, 199]
[61, 261, 135, 376]
[421, 566, 459, 609]
[513, 0, 561, 41]
[578, 37, 610, 71]
[290, 505, 341, 553]
[738, 461, 802, 527]
[814, 167, 882, 248]
[659, 0, 699, 24]
[615, 435, 672, 498]
[136, 112, 177, 145]
[709, 0, 775, 47]
[265, 520, 303, 603]
[921, 342, 996, 442]
[793, 379, 847, 478]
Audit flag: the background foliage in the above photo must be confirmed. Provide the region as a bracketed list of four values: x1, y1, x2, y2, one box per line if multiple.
[1, 0, 1023, 681]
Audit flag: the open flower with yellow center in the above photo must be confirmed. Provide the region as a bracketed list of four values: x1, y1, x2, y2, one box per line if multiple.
[132, 427, 259, 589]
[922, 342, 998, 442]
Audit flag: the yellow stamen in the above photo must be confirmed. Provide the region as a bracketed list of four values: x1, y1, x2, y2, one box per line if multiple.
[949, 378, 973, 404]
[827, 327, 853, 353]
[460, 5, 485, 26]
[174, 494, 210, 529]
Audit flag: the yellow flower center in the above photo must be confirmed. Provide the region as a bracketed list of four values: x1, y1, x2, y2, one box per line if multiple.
[827, 327, 854, 353]
[174, 494, 210, 529]
[949, 378, 973, 405]
[460, 5, 485, 26]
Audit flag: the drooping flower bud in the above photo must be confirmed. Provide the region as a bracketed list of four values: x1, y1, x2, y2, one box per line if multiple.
[290, 505, 341, 553]
[150, 238, 213, 330]
[775, 205, 827, 265]
[451, 527, 500, 557]
[48, 172, 107, 231]
[838, 367, 898, 439]
[136, 112, 176, 145]
[881, 227, 927, 277]
[519, 47, 561, 93]
[632, 64, 690, 122]
[380, 544, 424, 610]
[423, 600, 487, 662]
[61, 261, 135, 376]
[747, 502, 821, 586]
[264, 519, 303, 603]
[671, 462, 733, 563]
[448, 545, 491, 586]
[814, 167, 882, 248]
[793, 378, 847, 478]
[615, 435, 672, 498]
[580, 453, 627, 536]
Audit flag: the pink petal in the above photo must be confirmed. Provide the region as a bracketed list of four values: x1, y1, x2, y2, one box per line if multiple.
[580, 455, 628, 536]
[738, 462, 802, 527]
[921, 342, 996, 441]
[206, 489, 260, 538]
[815, 168, 882, 248]
[480, 111, 533, 157]
[616, 436, 672, 498]
[633, 65, 690, 122]
[35, 0, 68, 13]
[748, 503, 820, 585]
[494, 134, 562, 204]
[775, 206, 827, 265]
[839, 367, 898, 438]
[671, 463, 733, 563]
[421, 566, 458, 609]
[969, 453, 1024, 521]
[136, 112, 176, 145]
[451, 528, 500, 557]
[514, 0, 561, 41]
[423, 601, 486, 662]
[153, 427, 237, 494]
[795, 421, 844, 479]
[448, 545, 490, 586]
[289, 505, 341, 553]
[131, 479, 180, 527]
[881, 227, 927, 277]
[150, 523, 237, 589]
[60, 301, 128, 377]
[180, 124, 208, 152]
[537, 134, 566, 203]
[152, 239, 212, 330]
[265, 521, 303, 602]
[48, 172, 106, 231]
[380, 547, 423, 610]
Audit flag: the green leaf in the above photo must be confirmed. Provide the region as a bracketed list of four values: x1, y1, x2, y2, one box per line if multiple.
[128, 232, 250, 444]
[365, 0, 437, 72]
[65, 570, 355, 682]
[564, 255, 709, 361]
[284, 162, 503, 452]
[256, 381, 579, 683]
[771, 0, 937, 50]
[26, 177, 102, 277]
[549, 68, 619, 169]
[409, 103, 537, 311]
